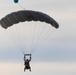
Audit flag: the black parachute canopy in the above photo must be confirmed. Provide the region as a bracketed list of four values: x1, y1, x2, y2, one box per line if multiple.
[0, 10, 59, 29]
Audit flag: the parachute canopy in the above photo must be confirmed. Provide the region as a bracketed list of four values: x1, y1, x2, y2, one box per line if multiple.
[14, 0, 19, 3]
[0, 10, 59, 29]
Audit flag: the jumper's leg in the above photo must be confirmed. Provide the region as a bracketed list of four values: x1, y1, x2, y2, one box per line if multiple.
[29, 67, 31, 71]
[24, 67, 26, 72]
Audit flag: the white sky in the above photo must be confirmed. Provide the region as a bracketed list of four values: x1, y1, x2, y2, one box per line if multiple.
[0, 0, 76, 75]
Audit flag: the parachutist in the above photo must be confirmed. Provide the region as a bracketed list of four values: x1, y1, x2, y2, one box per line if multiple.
[24, 54, 31, 72]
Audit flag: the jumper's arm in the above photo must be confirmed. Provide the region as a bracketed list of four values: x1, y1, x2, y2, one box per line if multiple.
[24, 54, 31, 61]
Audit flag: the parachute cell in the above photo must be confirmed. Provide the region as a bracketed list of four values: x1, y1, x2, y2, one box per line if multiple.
[14, 0, 19, 3]
[0, 10, 59, 29]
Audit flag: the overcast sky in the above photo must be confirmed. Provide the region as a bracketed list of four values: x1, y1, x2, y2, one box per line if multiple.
[0, 0, 76, 75]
